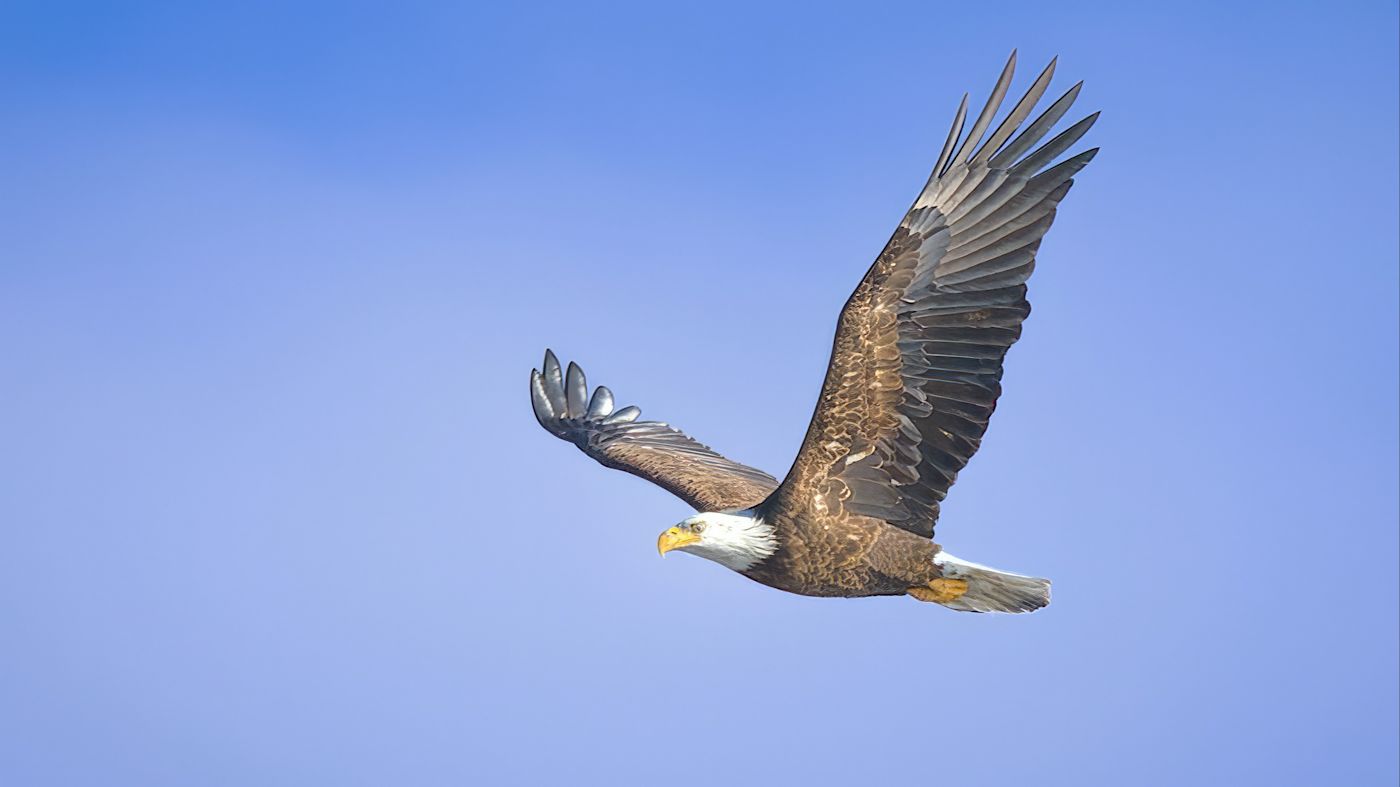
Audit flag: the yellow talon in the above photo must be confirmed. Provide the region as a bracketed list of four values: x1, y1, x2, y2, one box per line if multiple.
[908, 578, 969, 603]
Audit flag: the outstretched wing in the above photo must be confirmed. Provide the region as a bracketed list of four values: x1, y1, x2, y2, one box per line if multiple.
[530, 350, 778, 512]
[766, 52, 1098, 539]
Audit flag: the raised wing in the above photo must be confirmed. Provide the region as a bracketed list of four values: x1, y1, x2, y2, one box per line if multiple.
[530, 350, 778, 512]
[766, 52, 1098, 539]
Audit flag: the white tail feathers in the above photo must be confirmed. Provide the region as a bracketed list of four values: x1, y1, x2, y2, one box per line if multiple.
[933, 551, 1051, 613]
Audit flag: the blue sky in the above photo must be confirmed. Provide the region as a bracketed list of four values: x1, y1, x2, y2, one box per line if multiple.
[2, 1, 1396, 785]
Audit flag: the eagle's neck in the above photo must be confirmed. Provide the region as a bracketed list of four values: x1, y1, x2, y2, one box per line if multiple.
[689, 509, 779, 572]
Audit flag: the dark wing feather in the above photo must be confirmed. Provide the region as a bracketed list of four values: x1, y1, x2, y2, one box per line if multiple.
[530, 350, 777, 512]
[765, 52, 1097, 539]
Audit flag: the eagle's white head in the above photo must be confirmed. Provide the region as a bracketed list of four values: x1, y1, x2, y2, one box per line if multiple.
[656, 509, 778, 572]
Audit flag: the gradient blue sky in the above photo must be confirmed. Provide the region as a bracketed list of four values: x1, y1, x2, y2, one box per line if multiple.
[2, 2, 1396, 785]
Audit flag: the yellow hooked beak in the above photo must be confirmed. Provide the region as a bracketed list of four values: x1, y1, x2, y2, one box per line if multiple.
[657, 526, 702, 557]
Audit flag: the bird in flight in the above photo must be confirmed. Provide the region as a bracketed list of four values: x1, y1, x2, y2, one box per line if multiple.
[530, 52, 1096, 613]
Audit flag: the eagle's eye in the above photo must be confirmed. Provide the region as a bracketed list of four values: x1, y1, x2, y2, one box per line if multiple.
[691, 521, 706, 534]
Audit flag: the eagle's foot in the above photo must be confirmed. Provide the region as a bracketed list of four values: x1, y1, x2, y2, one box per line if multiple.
[908, 578, 969, 604]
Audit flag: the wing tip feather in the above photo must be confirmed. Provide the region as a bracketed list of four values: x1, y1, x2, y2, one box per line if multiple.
[529, 368, 551, 419]
[564, 361, 588, 417]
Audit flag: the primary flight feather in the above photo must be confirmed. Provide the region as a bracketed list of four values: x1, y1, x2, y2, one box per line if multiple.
[530, 52, 1097, 613]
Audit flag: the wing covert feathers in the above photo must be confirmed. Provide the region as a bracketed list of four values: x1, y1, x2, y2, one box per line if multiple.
[767, 52, 1097, 540]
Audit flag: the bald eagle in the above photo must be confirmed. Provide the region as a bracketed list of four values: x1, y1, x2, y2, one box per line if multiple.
[530, 52, 1096, 613]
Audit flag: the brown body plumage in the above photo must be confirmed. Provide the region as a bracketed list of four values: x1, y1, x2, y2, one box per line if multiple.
[529, 51, 1096, 612]
[743, 511, 939, 598]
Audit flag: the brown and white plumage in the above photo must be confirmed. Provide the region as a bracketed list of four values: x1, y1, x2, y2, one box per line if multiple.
[529, 52, 1096, 613]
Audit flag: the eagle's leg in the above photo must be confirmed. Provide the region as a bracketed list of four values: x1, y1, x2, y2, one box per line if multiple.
[908, 578, 969, 603]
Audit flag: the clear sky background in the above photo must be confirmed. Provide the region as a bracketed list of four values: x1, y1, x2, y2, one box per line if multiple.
[2, 2, 1396, 785]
